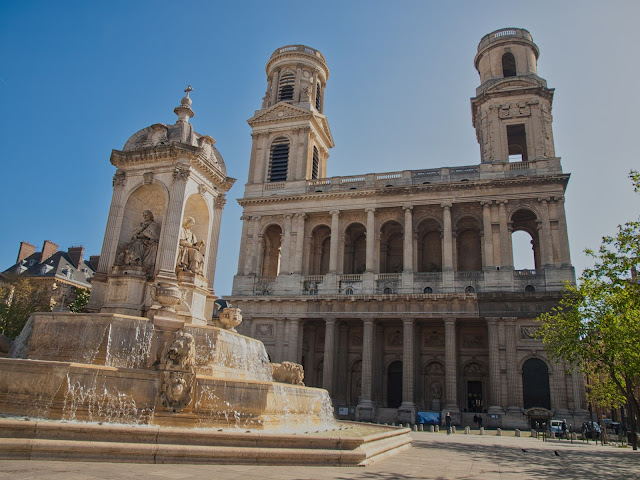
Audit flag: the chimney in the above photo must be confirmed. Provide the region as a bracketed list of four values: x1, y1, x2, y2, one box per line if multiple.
[17, 242, 36, 263]
[89, 255, 100, 271]
[40, 240, 58, 263]
[68, 246, 84, 268]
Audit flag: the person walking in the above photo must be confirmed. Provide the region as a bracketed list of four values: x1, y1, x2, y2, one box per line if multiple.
[445, 411, 452, 435]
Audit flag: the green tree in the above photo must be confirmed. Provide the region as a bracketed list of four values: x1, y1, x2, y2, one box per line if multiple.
[68, 287, 90, 313]
[536, 171, 640, 449]
[0, 275, 53, 340]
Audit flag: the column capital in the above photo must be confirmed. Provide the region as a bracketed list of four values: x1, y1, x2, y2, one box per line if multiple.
[441, 201, 452, 209]
[329, 209, 340, 216]
[365, 207, 376, 214]
[480, 200, 492, 207]
[252, 215, 262, 221]
[486, 318, 499, 327]
[240, 215, 251, 221]
[296, 212, 307, 219]
[172, 165, 190, 182]
[553, 195, 565, 203]
[537, 196, 551, 204]
[214, 195, 226, 209]
[112, 170, 126, 187]
[283, 213, 293, 220]
[403, 204, 413, 211]
[496, 199, 508, 206]
[402, 318, 415, 326]
[443, 317, 457, 325]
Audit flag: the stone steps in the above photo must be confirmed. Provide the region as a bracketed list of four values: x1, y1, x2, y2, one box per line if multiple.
[0, 419, 412, 466]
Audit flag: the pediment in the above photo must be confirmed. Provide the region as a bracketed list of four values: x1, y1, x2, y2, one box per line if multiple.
[248, 103, 313, 126]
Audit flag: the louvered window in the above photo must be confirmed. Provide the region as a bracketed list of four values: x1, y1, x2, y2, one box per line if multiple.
[315, 83, 321, 111]
[279, 72, 295, 102]
[312, 146, 319, 179]
[269, 138, 289, 182]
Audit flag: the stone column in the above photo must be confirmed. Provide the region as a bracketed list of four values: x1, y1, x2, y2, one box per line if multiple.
[98, 171, 128, 274]
[307, 326, 317, 386]
[255, 236, 265, 277]
[442, 203, 453, 271]
[275, 318, 285, 363]
[293, 213, 306, 274]
[287, 318, 300, 363]
[280, 213, 293, 274]
[538, 197, 554, 266]
[444, 318, 459, 413]
[322, 318, 336, 393]
[246, 216, 261, 275]
[365, 208, 376, 273]
[487, 319, 504, 413]
[572, 366, 587, 412]
[403, 205, 413, 273]
[156, 166, 190, 278]
[270, 69, 280, 105]
[205, 195, 225, 290]
[552, 359, 570, 415]
[329, 210, 340, 273]
[481, 201, 494, 268]
[399, 318, 417, 423]
[554, 196, 572, 265]
[357, 318, 375, 421]
[504, 318, 520, 412]
[497, 201, 512, 268]
[237, 215, 251, 275]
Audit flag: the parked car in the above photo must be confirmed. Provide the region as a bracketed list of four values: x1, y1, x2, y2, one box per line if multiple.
[582, 422, 601, 439]
[549, 420, 563, 436]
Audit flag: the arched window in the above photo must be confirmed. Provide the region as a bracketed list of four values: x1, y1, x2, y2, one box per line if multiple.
[380, 221, 403, 273]
[278, 72, 295, 101]
[465, 285, 475, 293]
[345, 287, 354, 295]
[423, 286, 433, 294]
[502, 52, 517, 77]
[312, 146, 320, 180]
[315, 83, 322, 111]
[511, 209, 540, 269]
[343, 223, 366, 274]
[268, 137, 289, 182]
[261, 225, 282, 277]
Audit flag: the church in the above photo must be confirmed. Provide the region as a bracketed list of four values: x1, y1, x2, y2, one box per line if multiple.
[228, 28, 588, 428]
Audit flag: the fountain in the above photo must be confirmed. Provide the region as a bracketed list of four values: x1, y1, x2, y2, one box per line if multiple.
[0, 88, 411, 464]
[0, 309, 411, 465]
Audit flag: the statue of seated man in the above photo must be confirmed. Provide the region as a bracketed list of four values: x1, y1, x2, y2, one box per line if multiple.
[177, 216, 205, 275]
[115, 210, 159, 273]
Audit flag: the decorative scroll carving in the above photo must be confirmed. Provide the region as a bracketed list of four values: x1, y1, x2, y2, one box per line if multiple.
[256, 323, 273, 337]
[521, 326, 539, 339]
[423, 332, 444, 347]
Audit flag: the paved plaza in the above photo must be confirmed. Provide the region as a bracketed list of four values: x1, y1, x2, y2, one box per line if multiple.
[0, 431, 637, 480]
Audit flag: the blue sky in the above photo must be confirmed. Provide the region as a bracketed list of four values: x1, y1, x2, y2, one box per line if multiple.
[1, 1, 638, 296]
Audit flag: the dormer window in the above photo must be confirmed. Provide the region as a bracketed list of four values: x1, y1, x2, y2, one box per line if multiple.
[278, 72, 295, 102]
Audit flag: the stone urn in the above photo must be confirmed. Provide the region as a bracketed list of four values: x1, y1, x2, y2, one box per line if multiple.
[150, 282, 186, 313]
[217, 307, 243, 332]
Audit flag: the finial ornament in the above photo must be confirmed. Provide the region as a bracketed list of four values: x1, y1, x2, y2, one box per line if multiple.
[185, 85, 193, 97]
[175, 84, 195, 123]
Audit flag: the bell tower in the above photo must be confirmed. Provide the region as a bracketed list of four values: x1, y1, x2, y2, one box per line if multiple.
[246, 45, 334, 185]
[471, 28, 555, 164]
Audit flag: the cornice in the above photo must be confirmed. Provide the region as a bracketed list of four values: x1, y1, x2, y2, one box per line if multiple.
[237, 174, 570, 207]
[110, 143, 236, 191]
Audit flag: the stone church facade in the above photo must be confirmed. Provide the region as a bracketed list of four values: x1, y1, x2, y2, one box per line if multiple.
[229, 29, 588, 428]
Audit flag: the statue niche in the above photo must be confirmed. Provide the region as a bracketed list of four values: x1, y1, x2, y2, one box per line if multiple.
[176, 216, 205, 276]
[114, 209, 160, 274]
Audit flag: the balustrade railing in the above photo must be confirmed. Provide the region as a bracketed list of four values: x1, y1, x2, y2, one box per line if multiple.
[339, 274, 362, 282]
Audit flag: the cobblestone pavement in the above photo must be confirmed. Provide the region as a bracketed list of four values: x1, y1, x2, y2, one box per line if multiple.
[0, 431, 638, 479]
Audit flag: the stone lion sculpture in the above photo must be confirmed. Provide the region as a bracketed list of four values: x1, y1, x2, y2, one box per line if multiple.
[271, 361, 305, 386]
[160, 331, 195, 371]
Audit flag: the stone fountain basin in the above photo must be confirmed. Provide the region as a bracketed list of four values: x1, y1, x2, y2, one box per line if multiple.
[0, 358, 328, 430]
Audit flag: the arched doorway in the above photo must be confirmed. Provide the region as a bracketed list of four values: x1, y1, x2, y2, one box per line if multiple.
[380, 221, 403, 273]
[308, 225, 331, 275]
[522, 358, 551, 410]
[261, 224, 282, 276]
[343, 223, 366, 274]
[387, 361, 403, 408]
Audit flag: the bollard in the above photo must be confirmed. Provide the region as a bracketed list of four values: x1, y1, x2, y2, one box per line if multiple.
[413, 424, 417, 432]
[465, 426, 470, 434]
[496, 428, 502, 436]
[435, 425, 440, 432]
[452, 426, 456, 433]
[531, 429, 536, 437]
[515, 429, 521, 437]
[419, 424, 424, 431]
[550, 431, 556, 439]
[430, 425, 435, 433]
[480, 427, 485, 435]
[406, 423, 411, 429]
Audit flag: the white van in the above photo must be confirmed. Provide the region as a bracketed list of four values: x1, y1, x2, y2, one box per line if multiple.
[550, 419, 563, 436]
